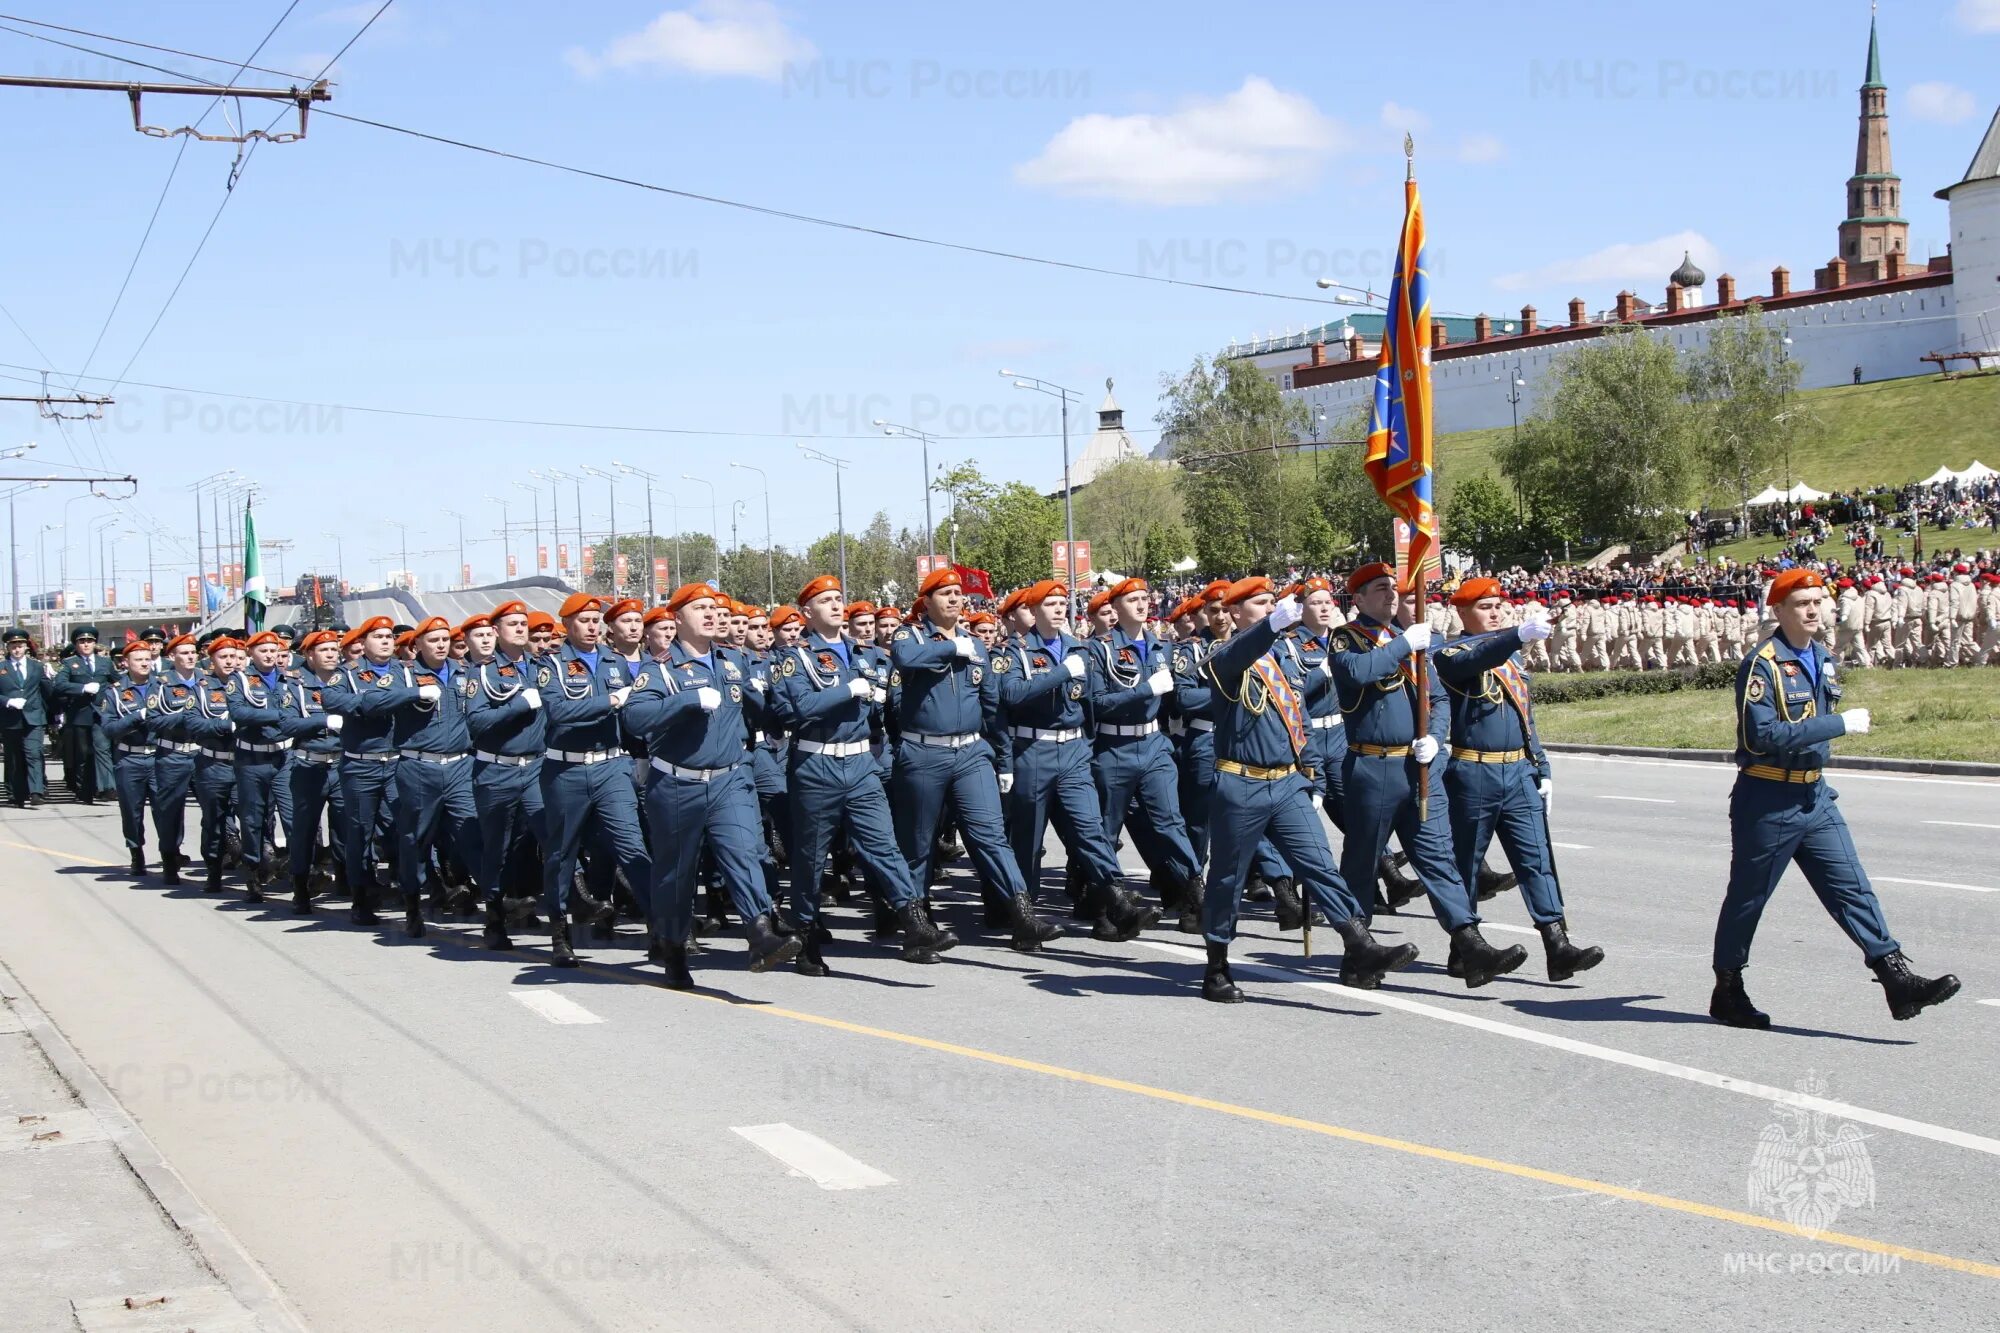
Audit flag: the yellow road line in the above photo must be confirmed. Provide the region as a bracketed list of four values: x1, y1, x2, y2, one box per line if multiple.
[7, 829, 1998, 1279]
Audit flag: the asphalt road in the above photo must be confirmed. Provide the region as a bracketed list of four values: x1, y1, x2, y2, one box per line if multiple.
[1, 752, 1996, 1332]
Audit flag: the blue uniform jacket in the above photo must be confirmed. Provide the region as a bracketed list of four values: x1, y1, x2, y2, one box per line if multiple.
[174, 672, 238, 749]
[462, 654, 546, 757]
[889, 617, 996, 739]
[392, 660, 473, 754]
[1435, 628, 1549, 782]
[1, 654, 52, 727]
[996, 632, 1090, 731]
[320, 657, 416, 754]
[98, 673, 160, 747]
[224, 668, 294, 747]
[146, 671, 207, 745]
[1331, 616, 1449, 751]
[535, 642, 638, 756]
[278, 673, 345, 756]
[769, 634, 876, 747]
[623, 641, 759, 769]
[1733, 633, 1850, 775]
[1085, 626, 1169, 727]
[52, 651, 117, 726]
[1205, 617, 1316, 771]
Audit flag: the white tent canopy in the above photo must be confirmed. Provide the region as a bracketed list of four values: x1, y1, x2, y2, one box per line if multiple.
[1747, 482, 1829, 505]
[1919, 465, 1958, 486]
[1956, 460, 1996, 482]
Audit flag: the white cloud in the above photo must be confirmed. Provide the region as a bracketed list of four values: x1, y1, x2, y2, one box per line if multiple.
[565, 0, 814, 81]
[1495, 230, 1723, 294]
[1382, 102, 1502, 164]
[1953, 0, 2000, 33]
[1906, 81, 1979, 124]
[1377, 101, 1430, 134]
[1455, 132, 1506, 164]
[1014, 77, 1348, 206]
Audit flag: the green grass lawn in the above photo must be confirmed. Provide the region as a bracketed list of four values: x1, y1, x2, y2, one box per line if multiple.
[1536, 666, 2000, 764]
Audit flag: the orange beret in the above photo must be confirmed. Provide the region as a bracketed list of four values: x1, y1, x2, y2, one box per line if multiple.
[799, 574, 842, 605]
[457, 613, 492, 635]
[298, 630, 340, 652]
[768, 605, 801, 628]
[1765, 568, 1826, 606]
[1105, 576, 1147, 601]
[642, 605, 673, 626]
[667, 582, 720, 614]
[1086, 588, 1112, 613]
[353, 615, 394, 637]
[845, 601, 877, 619]
[1347, 561, 1396, 595]
[525, 610, 558, 632]
[338, 627, 366, 653]
[559, 593, 604, 619]
[918, 567, 962, 598]
[394, 631, 416, 651]
[490, 600, 528, 622]
[605, 598, 643, 622]
[208, 636, 243, 655]
[1200, 579, 1232, 603]
[164, 633, 196, 653]
[1024, 579, 1067, 607]
[411, 615, 451, 638]
[876, 605, 902, 621]
[244, 631, 284, 650]
[743, 605, 769, 622]
[1298, 577, 1333, 598]
[967, 611, 996, 627]
[1165, 597, 1197, 622]
[1449, 577, 1503, 607]
[1223, 576, 1275, 605]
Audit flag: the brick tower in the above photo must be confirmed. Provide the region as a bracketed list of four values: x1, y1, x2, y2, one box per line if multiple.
[1835, 10, 1907, 278]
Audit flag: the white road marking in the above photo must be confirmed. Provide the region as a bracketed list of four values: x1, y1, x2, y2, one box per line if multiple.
[1138, 940, 2000, 1160]
[1556, 753, 1999, 789]
[1551, 841, 1592, 851]
[1594, 795, 1674, 804]
[731, 1123, 894, 1190]
[1925, 820, 2000, 831]
[1875, 876, 1999, 895]
[1980, 1000, 2000, 1009]
[510, 992, 605, 1025]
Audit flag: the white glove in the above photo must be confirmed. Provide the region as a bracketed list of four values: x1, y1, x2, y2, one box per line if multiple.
[417, 684, 442, 702]
[751, 677, 766, 693]
[83, 682, 101, 696]
[870, 685, 887, 705]
[953, 636, 977, 660]
[1062, 655, 1086, 679]
[846, 676, 872, 699]
[324, 714, 344, 733]
[520, 687, 542, 711]
[1843, 707, 1871, 735]
[1538, 777, 1552, 815]
[1411, 735, 1439, 764]
[608, 686, 632, 709]
[1145, 668, 1174, 696]
[1517, 608, 1553, 643]
[998, 773, 1014, 795]
[1268, 595, 1303, 631]
[4, 697, 23, 711]
[695, 686, 721, 712]
[1401, 622, 1433, 652]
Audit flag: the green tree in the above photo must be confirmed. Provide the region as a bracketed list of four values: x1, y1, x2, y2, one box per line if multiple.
[1442, 472, 1520, 566]
[1686, 300, 1810, 528]
[962, 482, 1063, 591]
[1313, 407, 1395, 561]
[1073, 458, 1189, 578]
[1158, 355, 1309, 571]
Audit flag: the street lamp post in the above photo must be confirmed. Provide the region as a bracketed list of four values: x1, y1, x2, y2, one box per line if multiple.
[580, 466, 619, 596]
[874, 419, 937, 562]
[1505, 364, 1526, 519]
[3, 481, 49, 618]
[36, 523, 57, 608]
[320, 530, 345, 590]
[796, 445, 848, 591]
[442, 508, 467, 587]
[483, 495, 512, 577]
[514, 480, 543, 575]
[188, 469, 235, 603]
[1001, 371, 1082, 605]
[680, 474, 720, 582]
[728, 462, 774, 603]
[615, 462, 670, 604]
[88, 513, 121, 610]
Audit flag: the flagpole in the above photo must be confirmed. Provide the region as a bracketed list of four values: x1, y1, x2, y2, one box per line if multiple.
[1406, 133, 1431, 824]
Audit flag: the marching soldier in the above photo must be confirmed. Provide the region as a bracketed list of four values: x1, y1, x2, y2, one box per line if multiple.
[2, 627, 51, 806]
[146, 634, 206, 884]
[98, 638, 163, 876]
[52, 624, 117, 803]
[222, 631, 301, 902]
[1435, 579, 1604, 981]
[465, 600, 546, 949]
[181, 637, 242, 893]
[322, 618, 406, 925]
[278, 630, 348, 914]
[386, 617, 482, 938]
[1711, 568, 1958, 1027]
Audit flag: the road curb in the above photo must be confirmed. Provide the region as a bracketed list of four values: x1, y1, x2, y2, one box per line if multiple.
[0, 958, 310, 1333]
[1543, 741, 2000, 779]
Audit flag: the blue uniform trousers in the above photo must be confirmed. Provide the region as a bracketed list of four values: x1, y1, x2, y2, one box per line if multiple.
[539, 757, 651, 919]
[233, 751, 293, 872]
[192, 753, 235, 866]
[111, 750, 155, 851]
[1309, 721, 1349, 832]
[285, 756, 346, 881]
[1445, 761, 1564, 925]
[395, 755, 481, 899]
[63, 721, 112, 799]
[3, 725, 47, 801]
[785, 750, 920, 929]
[645, 763, 773, 943]
[1006, 737, 1123, 896]
[338, 754, 399, 891]
[892, 740, 1027, 899]
[150, 752, 192, 856]
[1340, 753, 1478, 932]
[472, 758, 544, 905]
[1093, 733, 1200, 885]
[1200, 771, 1364, 943]
[1714, 780, 1897, 970]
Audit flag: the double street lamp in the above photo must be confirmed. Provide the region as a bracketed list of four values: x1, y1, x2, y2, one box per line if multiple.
[1001, 370, 1081, 602]
[796, 445, 849, 593]
[874, 419, 936, 561]
[680, 473, 721, 583]
[729, 461, 774, 603]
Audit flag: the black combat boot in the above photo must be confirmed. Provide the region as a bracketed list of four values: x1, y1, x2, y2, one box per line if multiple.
[1475, 864, 1518, 902]
[1202, 940, 1244, 1004]
[1869, 951, 1961, 1021]
[291, 872, 314, 916]
[871, 891, 902, 937]
[570, 871, 618, 931]
[243, 868, 265, 905]
[657, 941, 695, 990]
[1334, 917, 1420, 989]
[1244, 873, 1274, 903]
[896, 901, 957, 953]
[350, 886, 380, 926]
[551, 920, 580, 968]
[795, 935, 830, 977]
[1177, 871, 1205, 935]
[129, 849, 145, 876]
[204, 863, 222, 894]
[403, 893, 426, 940]
[1448, 925, 1528, 989]
[1271, 876, 1305, 932]
[1006, 894, 1062, 952]
[1709, 968, 1770, 1029]
[1378, 854, 1423, 911]
[745, 914, 802, 973]
[479, 900, 511, 948]
[1538, 918, 1604, 982]
[161, 851, 182, 886]
[502, 895, 542, 930]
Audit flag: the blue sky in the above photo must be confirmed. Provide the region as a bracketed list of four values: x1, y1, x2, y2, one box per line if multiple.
[2, 0, 1996, 600]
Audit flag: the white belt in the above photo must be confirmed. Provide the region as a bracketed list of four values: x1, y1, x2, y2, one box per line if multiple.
[116, 743, 154, 756]
[297, 751, 339, 766]
[236, 740, 291, 753]
[1185, 718, 1214, 733]
[198, 747, 235, 762]
[1096, 721, 1158, 738]
[1311, 715, 1343, 730]
[545, 748, 619, 764]
[906, 732, 980, 749]
[399, 750, 469, 764]
[1010, 725, 1082, 743]
[475, 750, 537, 767]
[159, 741, 202, 754]
[344, 750, 399, 764]
[651, 757, 740, 782]
[795, 739, 871, 758]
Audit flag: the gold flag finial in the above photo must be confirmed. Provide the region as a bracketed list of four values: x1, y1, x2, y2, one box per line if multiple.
[1404, 132, 1414, 179]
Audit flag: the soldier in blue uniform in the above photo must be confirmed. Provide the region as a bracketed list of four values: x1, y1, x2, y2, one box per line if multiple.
[146, 634, 206, 884]
[98, 638, 163, 875]
[321, 617, 406, 926]
[767, 575, 958, 974]
[52, 625, 117, 803]
[223, 631, 301, 903]
[2, 626, 52, 807]
[385, 616, 482, 939]
[464, 600, 546, 951]
[998, 579, 1157, 940]
[1085, 578, 1205, 925]
[742, 606, 793, 905]
[1196, 578, 1416, 1002]
[278, 630, 348, 914]
[535, 593, 651, 967]
[1332, 563, 1526, 989]
[1435, 578, 1603, 982]
[178, 636, 243, 893]
[624, 583, 799, 986]
[1710, 568, 1958, 1027]
[890, 568, 1059, 952]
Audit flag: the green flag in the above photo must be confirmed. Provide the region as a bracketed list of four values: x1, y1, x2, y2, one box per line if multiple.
[243, 500, 267, 633]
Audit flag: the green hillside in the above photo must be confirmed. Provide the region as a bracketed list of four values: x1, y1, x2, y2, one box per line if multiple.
[1433, 370, 2000, 506]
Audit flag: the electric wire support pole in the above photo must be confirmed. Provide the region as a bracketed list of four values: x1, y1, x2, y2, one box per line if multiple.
[0, 75, 331, 143]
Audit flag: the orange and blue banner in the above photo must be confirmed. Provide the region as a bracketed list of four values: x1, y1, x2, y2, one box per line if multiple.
[1364, 175, 1437, 595]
